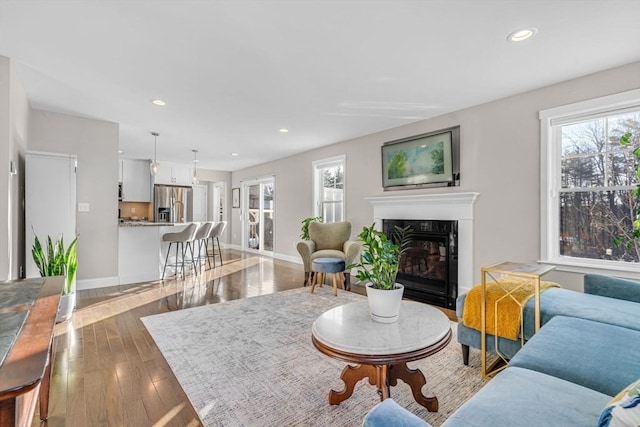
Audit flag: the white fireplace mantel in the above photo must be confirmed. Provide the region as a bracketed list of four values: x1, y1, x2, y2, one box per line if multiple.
[366, 192, 480, 295]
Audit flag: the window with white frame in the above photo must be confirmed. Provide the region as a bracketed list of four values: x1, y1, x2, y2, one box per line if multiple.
[540, 89, 640, 272]
[313, 155, 345, 223]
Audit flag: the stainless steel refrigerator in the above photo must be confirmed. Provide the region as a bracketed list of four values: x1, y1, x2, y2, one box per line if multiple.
[154, 184, 193, 223]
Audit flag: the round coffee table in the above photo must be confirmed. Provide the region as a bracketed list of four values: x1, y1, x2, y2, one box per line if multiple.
[311, 300, 451, 411]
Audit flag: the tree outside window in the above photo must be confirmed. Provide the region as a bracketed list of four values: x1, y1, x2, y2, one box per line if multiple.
[558, 112, 639, 263]
[313, 156, 345, 223]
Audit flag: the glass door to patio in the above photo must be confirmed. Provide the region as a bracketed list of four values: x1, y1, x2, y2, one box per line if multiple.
[242, 178, 274, 255]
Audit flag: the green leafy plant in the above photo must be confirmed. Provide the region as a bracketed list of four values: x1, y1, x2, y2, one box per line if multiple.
[614, 131, 640, 249]
[300, 216, 323, 240]
[32, 234, 78, 295]
[348, 223, 412, 290]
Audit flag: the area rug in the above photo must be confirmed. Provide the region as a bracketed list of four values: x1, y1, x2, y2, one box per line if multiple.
[142, 286, 486, 426]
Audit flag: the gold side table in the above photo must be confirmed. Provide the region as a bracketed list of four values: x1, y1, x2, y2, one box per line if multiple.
[480, 262, 555, 379]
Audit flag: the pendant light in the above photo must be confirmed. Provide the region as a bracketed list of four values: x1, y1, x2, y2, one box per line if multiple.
[192, 149, 199, 184]
[150, 132, 159, 175]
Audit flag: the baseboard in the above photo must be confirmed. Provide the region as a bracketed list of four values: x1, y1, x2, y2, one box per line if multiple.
[273, 252, 302, 264]
[77, 276, 120, 290]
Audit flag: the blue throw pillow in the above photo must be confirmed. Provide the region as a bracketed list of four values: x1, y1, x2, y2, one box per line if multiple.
[598, 378, 640, 427]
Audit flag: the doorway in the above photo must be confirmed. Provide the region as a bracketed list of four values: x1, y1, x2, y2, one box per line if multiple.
[242, 178, 274, 255]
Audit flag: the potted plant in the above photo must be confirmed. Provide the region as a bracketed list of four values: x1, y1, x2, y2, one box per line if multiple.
[348, 223, 411, 323]
[32, 234, 78, 322]
[300, 216, 323, 240]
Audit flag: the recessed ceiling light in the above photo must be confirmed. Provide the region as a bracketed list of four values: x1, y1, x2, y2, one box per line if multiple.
[507, 27, 537, 42]
[152, 99, 166, 106]
[231, 153, 239, 157]
[279, 128, 289, 133]
[118, 150, 123, 154]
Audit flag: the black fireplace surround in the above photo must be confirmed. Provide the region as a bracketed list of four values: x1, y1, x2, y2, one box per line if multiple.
[383, 219, 458, 309]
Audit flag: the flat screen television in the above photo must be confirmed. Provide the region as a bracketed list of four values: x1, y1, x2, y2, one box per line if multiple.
[381, 125, 460, 190]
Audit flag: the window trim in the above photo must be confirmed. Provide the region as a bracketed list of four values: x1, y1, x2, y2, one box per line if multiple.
[539, 88, 640, 277]
[312, 154, 346, 222]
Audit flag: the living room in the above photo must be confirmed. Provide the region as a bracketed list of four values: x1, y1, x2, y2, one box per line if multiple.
[0, 2, 639, 426]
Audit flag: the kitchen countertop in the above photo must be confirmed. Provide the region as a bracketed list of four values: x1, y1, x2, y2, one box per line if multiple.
[119, 221, 180, 227]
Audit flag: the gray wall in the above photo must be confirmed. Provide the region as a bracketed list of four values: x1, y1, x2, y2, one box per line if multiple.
[28, 110, 119, 287]
[0, 56, 29, 280]
[232, 61, 640, 291]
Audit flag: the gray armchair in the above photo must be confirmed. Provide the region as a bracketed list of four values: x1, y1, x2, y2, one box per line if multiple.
[296, 221, 360, 290]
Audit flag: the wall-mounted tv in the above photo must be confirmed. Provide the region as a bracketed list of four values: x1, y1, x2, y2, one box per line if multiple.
[381, 125, 460, 190]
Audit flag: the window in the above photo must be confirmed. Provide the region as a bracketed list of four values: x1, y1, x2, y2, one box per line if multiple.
[313, 155, 345, 223]
[540, 89, 640, 273]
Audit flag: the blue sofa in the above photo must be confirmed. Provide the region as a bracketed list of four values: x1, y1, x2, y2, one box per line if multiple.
[363, 274, 640, 426]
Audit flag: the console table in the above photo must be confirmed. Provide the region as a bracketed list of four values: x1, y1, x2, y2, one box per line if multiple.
[311, 300, 451, 410]
[0, 276, 63, 426]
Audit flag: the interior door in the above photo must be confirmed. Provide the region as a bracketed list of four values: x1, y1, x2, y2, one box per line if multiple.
[242, 178, 274, 255]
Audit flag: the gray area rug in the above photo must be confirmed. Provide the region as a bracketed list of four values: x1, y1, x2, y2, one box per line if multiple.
[142, 286, 486, 426]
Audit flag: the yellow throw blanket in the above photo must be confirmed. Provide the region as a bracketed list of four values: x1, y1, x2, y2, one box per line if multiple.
[462, 278, 561, 340]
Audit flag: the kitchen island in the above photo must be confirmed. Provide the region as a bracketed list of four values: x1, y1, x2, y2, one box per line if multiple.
[118, 222, 193, 285]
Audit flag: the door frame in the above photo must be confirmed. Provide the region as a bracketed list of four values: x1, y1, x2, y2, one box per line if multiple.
[241, 177, 275, 257]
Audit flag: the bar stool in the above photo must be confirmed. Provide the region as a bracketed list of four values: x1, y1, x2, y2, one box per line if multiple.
[161, 223, 198, 280]
[193, 222, 214, 270]
[310, 257, 346, 296]
[206, 221, 227, 268]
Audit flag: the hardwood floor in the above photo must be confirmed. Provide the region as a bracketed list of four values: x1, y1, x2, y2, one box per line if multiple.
[33, 250, 455, 426]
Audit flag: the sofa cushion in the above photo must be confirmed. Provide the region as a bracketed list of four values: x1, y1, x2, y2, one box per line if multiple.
[509, 316, 640, 396]
[363, 398, 431, 427]
[584, 274, 640, 303]
[441, 367, 611, 427]
[598, 378, 640, 427]
[524, 288, 640, 337]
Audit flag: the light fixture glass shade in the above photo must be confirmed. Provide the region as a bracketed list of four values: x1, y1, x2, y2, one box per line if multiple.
[151, 132, 160, 176]
[192, 149, 198, 184]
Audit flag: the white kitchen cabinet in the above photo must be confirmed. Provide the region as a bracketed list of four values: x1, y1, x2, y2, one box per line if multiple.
[121, 159, 151, 202]
[153, 162, 193, 186]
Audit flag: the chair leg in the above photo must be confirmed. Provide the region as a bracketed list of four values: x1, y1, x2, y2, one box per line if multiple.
[162, 242, 172, 280]
[310, 271, 318, 293]
[216, 237, 223, 266]
[176, 242, 185, 279]
[332, 273, 338, 296]
[188, 241, 197, 276]
[303, 272, 311, 287]
[462, 344, 470, 366]
[344, 274, 351, 291]
[204, 239, 211, 269]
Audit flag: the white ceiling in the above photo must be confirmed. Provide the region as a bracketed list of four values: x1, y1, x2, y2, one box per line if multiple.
[1, 1, 639, 171]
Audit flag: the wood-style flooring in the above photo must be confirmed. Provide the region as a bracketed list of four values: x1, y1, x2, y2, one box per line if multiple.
[33, 250, 454, 426]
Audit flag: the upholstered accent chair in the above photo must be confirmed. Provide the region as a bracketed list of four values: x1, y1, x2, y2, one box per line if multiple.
[296, 221, 360, 289]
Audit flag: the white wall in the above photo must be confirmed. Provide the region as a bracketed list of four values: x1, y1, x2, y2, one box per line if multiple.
[28, 110, 119, 288]
[0, 56, 30, 280]
[232, 61, 640, 290]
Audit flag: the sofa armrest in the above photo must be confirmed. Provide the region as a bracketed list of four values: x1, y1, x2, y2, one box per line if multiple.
[583, 274, 640, 303]
[295, 240, 315, 272]
[343, 240, 361, 267]
[363, 399, 431, 427]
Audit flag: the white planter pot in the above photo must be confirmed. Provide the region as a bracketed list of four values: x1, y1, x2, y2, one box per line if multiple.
[56, 292, 76, 323]
[365, 283, 404, 323]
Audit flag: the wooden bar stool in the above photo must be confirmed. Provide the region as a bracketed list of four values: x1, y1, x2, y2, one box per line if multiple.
[311, 257, 346, 296]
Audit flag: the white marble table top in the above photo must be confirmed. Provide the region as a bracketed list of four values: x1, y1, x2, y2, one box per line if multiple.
[312, 300, 450, 355]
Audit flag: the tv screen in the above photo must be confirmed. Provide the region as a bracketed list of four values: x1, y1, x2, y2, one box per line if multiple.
[381, 126, 460, 190]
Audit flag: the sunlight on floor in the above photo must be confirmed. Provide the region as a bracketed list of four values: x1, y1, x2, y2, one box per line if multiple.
[54, 255, 272, 336]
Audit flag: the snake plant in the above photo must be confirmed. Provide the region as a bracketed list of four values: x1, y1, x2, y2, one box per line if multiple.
[32, 234, 78, 295]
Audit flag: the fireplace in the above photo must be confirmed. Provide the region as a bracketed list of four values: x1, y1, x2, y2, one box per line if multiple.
[366, 192, 479, 302]
[384, 219, 458, 309]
